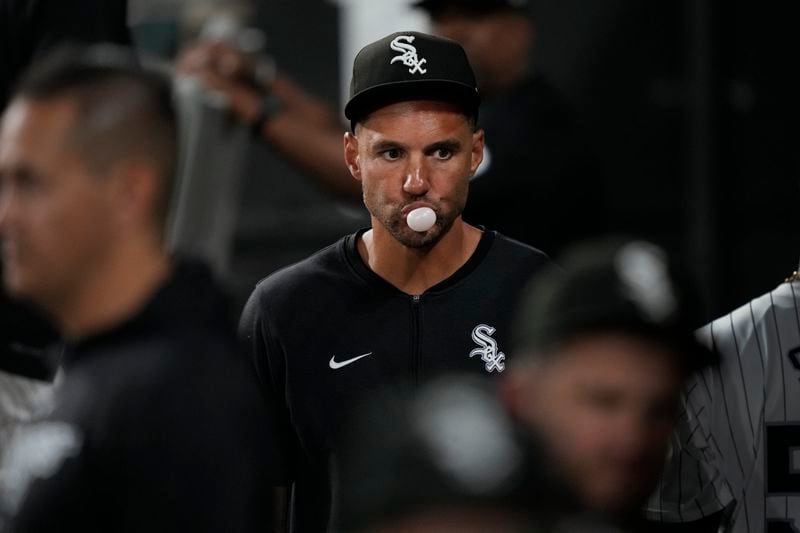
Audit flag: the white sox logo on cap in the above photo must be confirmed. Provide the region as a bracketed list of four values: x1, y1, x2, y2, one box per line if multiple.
[389, 35, 427, 75]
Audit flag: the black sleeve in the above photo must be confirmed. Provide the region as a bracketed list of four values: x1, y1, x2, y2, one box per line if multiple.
[106, 345, 279, 533]
[8, 342, 281, 533]
[239, 283, 299, 486]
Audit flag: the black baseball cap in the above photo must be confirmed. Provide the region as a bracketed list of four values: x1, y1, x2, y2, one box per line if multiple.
[344, 31, 480, 126]
[413, 0, 531, 17]
[512, 238, 718, 373]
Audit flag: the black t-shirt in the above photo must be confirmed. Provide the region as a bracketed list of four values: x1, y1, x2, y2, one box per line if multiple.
[463, 74, 604, 256]
[2, 261, 276, 533]
[239, 229, 550, 532]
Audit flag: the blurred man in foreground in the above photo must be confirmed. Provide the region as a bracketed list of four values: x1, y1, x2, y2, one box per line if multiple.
[1, 0, 132, 455]
[503, 240, 719, 532]
[0, 46, 274, 532]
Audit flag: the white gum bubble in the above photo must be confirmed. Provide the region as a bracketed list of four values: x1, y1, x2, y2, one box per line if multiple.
[406, 207, 436, 232]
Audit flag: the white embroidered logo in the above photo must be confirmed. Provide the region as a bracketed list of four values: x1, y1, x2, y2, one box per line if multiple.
[615, 241, 676, 322]
[390, 35, 428, 75]
[469, 324, 505, 373]
[0, 422, 82, 514]
[329, 352, 373, 370]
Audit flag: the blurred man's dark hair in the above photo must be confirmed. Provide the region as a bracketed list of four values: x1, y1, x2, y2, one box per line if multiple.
[14, 45, 177, 230]
[512, 238, 718, 374]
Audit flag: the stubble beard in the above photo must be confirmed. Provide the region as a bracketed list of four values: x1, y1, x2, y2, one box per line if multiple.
[386, 209, 455, 250]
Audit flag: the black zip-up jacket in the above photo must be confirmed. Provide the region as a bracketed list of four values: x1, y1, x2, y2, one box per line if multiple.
[239, 229, 550, 532]
[3, 261, 276, 533]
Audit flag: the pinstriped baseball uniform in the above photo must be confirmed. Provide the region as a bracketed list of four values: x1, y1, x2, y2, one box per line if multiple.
[646, 274, 800, 532]
[644, 396, 735, 524]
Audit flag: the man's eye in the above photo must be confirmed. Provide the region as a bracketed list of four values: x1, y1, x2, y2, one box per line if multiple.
[14, 172, 42, 193]
[582, 390, 621, 413]
[381, 149, 401, 161]
[433, 148, 453, 160]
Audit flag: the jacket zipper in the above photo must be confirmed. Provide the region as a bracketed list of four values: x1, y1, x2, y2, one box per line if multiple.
[411, 294, 421, 385]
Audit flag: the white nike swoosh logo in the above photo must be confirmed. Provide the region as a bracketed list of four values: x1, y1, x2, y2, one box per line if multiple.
[329, 352, 373, 370]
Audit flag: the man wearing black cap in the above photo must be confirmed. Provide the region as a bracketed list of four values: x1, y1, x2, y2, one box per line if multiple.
[240, 31, 550, 532]
[501, 239, 719, 532]
[178, 1, 603, 255]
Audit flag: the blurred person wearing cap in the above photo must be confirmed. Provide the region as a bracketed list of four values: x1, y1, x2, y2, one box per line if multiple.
[412, 0, 604, 256]
[239, 31, 550, 532]
[501, 239, 719, 532]
[335, 376, 589, 533]
[0, 46, 276, 532]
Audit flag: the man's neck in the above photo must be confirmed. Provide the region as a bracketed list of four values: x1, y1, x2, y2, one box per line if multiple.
[357, 219, 483, 295]
[54, 240, 172, 342]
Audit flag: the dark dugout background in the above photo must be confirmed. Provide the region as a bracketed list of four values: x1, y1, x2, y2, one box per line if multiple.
[231, 0, 798, 322]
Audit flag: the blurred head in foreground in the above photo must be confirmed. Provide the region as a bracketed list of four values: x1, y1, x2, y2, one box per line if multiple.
[502, 239, 717, 525]
[0, 45, 176, 336]
[336, 376, 577, 533]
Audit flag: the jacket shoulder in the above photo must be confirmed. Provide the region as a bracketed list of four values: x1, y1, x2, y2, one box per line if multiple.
[491, 232, 552, 267]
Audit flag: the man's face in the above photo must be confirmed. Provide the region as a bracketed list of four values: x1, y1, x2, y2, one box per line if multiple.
[344, 100, 483, 249]
[509, 333, 684, 519]
[0, 98, 118, 311]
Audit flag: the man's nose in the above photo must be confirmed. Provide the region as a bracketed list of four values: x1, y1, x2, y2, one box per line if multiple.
[402, 157, 430, 196]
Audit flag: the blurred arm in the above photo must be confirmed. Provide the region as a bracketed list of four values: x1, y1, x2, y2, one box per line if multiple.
[176, 41, 361, 201]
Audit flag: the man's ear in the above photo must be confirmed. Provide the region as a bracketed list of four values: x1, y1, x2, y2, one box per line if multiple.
[470, 128, 485, 176]
[108, 159, 161, 232]
[343, 132, 361, 181]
